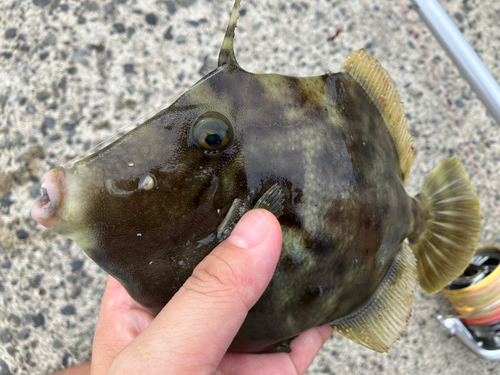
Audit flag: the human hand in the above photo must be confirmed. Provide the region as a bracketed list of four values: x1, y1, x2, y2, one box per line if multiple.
[90, 209, 333, 375]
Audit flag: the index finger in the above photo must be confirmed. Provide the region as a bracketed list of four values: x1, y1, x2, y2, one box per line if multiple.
[216, 325, 334, 375]
[90, 276, 154, 375]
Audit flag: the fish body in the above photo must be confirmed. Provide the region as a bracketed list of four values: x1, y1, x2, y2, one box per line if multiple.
[32, 0, 481, 353]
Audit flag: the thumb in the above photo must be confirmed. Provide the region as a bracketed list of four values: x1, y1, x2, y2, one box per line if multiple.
[108, 209, 282, 375]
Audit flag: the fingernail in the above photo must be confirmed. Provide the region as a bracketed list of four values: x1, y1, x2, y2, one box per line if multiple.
[227, 210, 269, 249]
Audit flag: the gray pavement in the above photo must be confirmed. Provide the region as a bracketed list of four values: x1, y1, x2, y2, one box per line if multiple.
[1, 0, 499, 374]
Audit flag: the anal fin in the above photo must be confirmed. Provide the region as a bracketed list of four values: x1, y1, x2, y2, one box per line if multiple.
[260, 336, 297, 353]
[331, 243, 418, 353]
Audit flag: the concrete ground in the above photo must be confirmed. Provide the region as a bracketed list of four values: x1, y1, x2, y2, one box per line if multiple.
[1, 0, 499, 374]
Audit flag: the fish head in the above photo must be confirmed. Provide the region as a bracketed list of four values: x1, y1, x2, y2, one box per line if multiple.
[30, 66, 250, 251]
[30, 0, 301, 310]
[31, 0, 299, 254]
[29, 61, 258, 312]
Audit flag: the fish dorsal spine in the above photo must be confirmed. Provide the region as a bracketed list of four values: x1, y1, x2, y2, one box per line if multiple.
[218, 0, 242, 68]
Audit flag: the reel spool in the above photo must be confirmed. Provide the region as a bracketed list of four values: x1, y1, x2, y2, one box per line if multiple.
[438, 247, 500, 360]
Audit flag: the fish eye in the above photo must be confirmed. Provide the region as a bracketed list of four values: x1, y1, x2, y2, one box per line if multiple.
[192, 112, 233, 153]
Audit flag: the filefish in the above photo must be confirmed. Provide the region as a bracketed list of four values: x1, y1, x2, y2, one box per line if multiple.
[31, 0, 481, 353]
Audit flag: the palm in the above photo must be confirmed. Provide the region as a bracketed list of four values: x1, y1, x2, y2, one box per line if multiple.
[95, 277, 331, 375]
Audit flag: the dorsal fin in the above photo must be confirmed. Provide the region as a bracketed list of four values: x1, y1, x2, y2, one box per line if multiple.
[342, 49, 415, 184]
[218, 0, 241, 67]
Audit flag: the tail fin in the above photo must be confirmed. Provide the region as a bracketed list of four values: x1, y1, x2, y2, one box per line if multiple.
[409, 157, 481, 294]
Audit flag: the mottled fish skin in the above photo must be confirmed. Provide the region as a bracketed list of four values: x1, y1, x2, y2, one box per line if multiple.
[53, 63, 422, 352]
[30, 0, 483, 354]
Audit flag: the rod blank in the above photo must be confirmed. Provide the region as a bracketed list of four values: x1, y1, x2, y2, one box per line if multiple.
[412, 0, 500, 125]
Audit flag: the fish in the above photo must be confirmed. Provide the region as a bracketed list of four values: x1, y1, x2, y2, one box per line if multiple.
[31, 0, 482, 354]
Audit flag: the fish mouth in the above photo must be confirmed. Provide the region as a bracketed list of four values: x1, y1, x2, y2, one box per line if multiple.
[31, 167, 65, 230]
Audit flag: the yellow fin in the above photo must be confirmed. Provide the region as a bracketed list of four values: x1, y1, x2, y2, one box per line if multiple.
[409, 157, 481, 294]
[342, 49, 415, 183]
[331, 243, 417, 353]
[253, 183, 285, 217]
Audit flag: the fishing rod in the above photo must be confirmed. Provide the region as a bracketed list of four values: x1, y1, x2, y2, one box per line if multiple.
[411, 0, 500, 126]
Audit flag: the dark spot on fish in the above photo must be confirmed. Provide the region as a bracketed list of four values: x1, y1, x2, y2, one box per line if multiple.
[368, 120, 379, 137]
[299, 287, 322, 307]
[383, 165, 396, 182]
[329, 289, 365, 320]
[358, 141, 375, 159]
[278, 255, 296, 273]
[401, 203, 408, 218]
[332, 77, 353, 119]
[292, 188, 303, 205]
[279, 212, 304, 234]
[207, 70, 237, 101]
[354, 172, 367, 190]
[297, 79, 325, 116]
[310, 236, 337, 255]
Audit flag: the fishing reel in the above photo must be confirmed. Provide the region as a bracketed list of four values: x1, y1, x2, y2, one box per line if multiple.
[438, 247, 500, 360]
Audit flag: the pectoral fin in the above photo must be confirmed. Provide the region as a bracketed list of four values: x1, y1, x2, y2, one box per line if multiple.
[253, 183, 285, 218]
[331, 243, 418, 353]
[216, 184, 284, 240]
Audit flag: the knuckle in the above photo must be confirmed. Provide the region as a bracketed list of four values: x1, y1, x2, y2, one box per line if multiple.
[185, 253, 240, 299]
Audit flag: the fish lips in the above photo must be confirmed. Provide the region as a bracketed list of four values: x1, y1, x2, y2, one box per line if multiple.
[31, 168, 65, 230]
